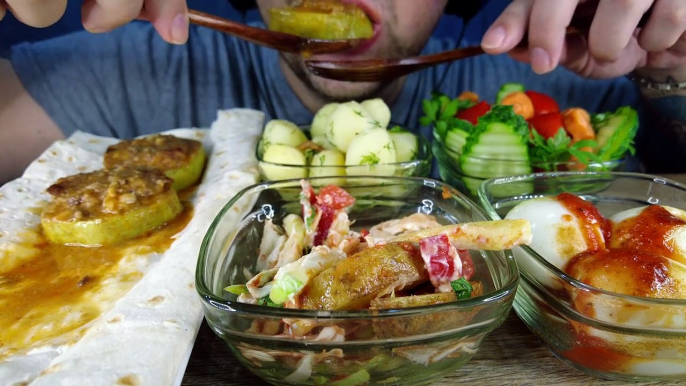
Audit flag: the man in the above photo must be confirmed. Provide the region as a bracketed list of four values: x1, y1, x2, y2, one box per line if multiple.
[1, 0, 685, 184]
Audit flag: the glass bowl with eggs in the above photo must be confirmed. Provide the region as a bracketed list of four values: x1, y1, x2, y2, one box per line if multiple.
[478, 172, 686, 381]
[257, 99, 432, 182]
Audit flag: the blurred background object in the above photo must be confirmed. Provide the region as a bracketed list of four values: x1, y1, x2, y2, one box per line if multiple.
[0, 0, 510, 52]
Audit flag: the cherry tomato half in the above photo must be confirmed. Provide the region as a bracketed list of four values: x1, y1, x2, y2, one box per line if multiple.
[456, 100, 491, 125]
[528, 113, 565, 139]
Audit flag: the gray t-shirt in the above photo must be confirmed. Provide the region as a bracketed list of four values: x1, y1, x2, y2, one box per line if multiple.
[9, 21, 645, 169]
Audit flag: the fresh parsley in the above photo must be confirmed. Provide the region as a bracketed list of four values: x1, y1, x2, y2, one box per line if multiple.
[450, 278, 473, 300]
[360, 153, 380, 168]
[529, 128, 603, 170]
[420, 92, 475, 140]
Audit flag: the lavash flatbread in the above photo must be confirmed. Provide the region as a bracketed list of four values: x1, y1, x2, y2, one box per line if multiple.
[0, 109, 264, 386]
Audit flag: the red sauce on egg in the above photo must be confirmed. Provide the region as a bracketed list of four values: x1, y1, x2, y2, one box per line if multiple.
[561, 333, 633, 373]
[555, 193, 612, 252]
[612, 205, 686, 261]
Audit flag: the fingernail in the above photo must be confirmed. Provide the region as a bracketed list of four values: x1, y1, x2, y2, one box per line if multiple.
[170, 13, 189, 44]
[482, 26, 506, 49]
[530, 47, 552, 74]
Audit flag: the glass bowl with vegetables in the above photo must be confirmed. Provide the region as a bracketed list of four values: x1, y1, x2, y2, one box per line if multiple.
[196, 176, 528, 386]
[479, 172, 686, 382]
[422, 84, 637, 198]
[257, 99, 432, 182]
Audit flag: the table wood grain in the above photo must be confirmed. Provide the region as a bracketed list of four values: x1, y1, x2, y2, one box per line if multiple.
[181, 174, 686, 386]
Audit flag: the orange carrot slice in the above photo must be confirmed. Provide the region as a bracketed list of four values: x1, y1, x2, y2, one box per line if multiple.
[501, 91, 534, 120]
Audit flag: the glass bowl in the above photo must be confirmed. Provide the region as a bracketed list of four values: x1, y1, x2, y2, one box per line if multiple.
[433, 135, 625, 200]
[478, 172, 686, 382]
[256, 126, 432, 182]
[196, 176, 518, 386]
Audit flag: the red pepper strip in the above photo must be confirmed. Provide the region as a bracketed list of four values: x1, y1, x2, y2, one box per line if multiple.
[525, 90, 560, 116]
[313, 205, 335, 246]
[456, 100, 491, 125]
[459, 250, 474, 281]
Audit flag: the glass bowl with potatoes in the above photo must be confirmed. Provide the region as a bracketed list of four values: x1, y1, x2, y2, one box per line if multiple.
[196, 176, 528, 386]
[256, 99, 432, 182]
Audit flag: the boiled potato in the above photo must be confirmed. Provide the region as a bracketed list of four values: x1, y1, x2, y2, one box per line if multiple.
[361, 98, 391, 129]
[345, 128, 397, 176]
[298, 242, 429, 310]
[310, 103, 339, 138]
[262, 120, 308, 150]
[309, 150, 346, 185]
[389, 129, 419, 162]
[326, 101, 377, 152]
[268, 4, 374, 40]
[311, 135, 336, 150]
[259, 144, 307, 181]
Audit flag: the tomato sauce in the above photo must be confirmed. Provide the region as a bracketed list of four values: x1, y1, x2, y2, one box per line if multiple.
[555, 192, 611, 252]
[561, 333, 633, 373]
[612, 205, 686, 262]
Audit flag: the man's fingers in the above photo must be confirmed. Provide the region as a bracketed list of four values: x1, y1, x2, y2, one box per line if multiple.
[588, 0, 652, 62]
[638, 0, 686, 52]
[81, 0, 144, 33]
[4, 0, 68, 28]
[526, 0, 579, 74]
[142, 0, 189, 45]
[481, 0, 534, 54]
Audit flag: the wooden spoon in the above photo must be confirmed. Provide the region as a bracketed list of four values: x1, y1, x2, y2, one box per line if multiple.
[305, 9, 653, 82]
[188, 9, 363, 55]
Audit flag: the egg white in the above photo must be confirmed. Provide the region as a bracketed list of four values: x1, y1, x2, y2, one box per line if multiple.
[505, 197, 606, 270]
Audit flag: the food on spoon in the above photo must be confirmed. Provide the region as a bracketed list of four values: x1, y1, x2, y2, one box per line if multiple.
[257, 99, 424, 180]
[268, 0, 374, 40]
[104, 134, 206, 191]
[41, 167, 182, 246]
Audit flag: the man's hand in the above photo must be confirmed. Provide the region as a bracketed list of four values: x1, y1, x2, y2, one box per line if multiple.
[0, 0, 189, 44]
[481, 0, 686, 80]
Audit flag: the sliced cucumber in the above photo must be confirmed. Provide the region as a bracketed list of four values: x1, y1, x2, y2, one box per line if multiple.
[496, 83, 525, 104]
[259, 144, 307, 181]
[311, 103, 339, 138]
[345, 128, 397, 176]
[262, 119, 308, 151]
[326, 101, 377, 152]
[458, 106, 531, 194]
[361, 98, 391, 129]
[593, 106, 638, 161]
[389, 130, 419, 162]
[444, 127, 470, 154]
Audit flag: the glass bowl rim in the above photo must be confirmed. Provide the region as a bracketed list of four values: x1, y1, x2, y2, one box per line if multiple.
[256, 124, 433, 168]
[477, 170, 686, 307]
[196, 175, 520, 319]
[432, 135, 625, 166]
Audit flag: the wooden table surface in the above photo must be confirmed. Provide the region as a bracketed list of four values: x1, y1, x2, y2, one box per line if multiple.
[181, 174, 686, 386]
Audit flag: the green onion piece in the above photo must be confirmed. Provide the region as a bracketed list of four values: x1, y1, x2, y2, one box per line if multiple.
[224, 284, 248, 295]
[450, 277, 474, 300]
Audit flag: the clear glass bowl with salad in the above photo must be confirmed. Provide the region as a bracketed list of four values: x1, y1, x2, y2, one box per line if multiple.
[479, 172, 686, 381]
[422, 84, 637, 197]
[257, 99, 432, 182]
[196, 176, 523, 386]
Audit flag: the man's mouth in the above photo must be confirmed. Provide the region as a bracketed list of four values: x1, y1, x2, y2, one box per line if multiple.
[318, 0, 382, 57]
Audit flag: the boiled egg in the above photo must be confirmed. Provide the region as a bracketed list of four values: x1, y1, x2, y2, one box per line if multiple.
[505, 196, 607, 270]
[610, 205, 686, 266]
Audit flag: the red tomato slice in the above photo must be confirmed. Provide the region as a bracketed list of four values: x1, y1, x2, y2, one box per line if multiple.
[456, 100, 490, 125]
[316, 185, 355, 210]
[528, 113, 566, 139]
[525, 90, 560, 116]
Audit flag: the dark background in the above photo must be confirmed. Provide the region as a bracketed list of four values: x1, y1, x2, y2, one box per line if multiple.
[0, 0, 511, 51]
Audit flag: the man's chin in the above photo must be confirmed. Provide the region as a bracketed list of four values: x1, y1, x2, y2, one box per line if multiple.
[307, 72, 384, 102]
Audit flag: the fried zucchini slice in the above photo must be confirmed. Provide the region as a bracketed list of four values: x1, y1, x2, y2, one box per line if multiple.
[41, 167, 182, 246]
[104, 134, 206, 191]
[269, 0, 374, 40]
[298, 242, 429, 310]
